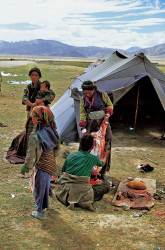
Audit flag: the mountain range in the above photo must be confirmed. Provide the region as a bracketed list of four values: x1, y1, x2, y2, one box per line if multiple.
[0, 39, 165, 58]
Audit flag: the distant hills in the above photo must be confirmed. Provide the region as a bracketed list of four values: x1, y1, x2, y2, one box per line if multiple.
[0, 39, 164, 58]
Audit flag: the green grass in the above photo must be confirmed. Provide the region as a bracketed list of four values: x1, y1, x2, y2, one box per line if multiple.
[0, 60, 165, 250]
[37, 60, 94, 68]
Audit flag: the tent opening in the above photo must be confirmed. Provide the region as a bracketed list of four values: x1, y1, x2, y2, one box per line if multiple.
[110, 76, 165, 129]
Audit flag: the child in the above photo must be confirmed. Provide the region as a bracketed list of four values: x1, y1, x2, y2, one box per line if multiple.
[34, 80, 53, 107]
[21, 106, 59, 220]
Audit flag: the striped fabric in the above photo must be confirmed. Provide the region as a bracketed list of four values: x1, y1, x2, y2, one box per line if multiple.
[62, 151, 103, 177]
[37, 150, 56, 176]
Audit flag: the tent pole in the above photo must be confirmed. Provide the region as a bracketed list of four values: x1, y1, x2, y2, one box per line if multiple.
[134, 82, 140, 132]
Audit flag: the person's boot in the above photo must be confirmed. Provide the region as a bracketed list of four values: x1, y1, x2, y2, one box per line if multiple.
[32, 211, 46, 220]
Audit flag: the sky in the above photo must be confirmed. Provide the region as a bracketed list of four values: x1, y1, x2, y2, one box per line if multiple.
[0, 0, 165, 50]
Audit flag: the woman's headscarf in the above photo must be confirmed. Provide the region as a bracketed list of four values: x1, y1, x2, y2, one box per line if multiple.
[30, 106, 56, 131]
[30, 106, 59, 151]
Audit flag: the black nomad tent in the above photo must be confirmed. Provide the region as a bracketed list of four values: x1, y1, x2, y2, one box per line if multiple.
[51, 51, 165, 142]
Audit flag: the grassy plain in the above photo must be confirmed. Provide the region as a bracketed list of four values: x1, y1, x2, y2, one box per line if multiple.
[0, 60, 165, 250]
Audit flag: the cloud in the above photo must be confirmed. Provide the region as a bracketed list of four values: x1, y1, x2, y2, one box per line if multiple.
[0, 0, 154, 24]
[98, 18, 165, 28]
[0, 0, 164, 49]
[0, 23, 41, 30]
[155, 0, 160, 9]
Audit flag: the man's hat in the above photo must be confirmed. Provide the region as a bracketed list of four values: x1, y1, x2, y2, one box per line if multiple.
[81, 80, 97, 90]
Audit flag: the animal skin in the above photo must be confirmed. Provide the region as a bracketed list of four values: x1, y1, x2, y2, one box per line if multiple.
[127, 180, 147, 190]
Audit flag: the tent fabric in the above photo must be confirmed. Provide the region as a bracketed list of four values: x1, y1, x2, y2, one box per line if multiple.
[150, 78, 165, 109]
[51, 51, 165, 142]
[51, 89, 78, 142]
[84, 59, 105, 73]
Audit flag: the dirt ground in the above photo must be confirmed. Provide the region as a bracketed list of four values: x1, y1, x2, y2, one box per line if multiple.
[53, 124, 165, 248]
[0, 60, 165, 249]
[1, 120, 165, 250]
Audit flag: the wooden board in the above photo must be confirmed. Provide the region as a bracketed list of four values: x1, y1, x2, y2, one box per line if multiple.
[112, 177, 156, 209]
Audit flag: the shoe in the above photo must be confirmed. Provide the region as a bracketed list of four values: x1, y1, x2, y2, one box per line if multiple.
[32, 211, 46, 220]
[49, 190, 55, 198]
[137, 164, 154, 172]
